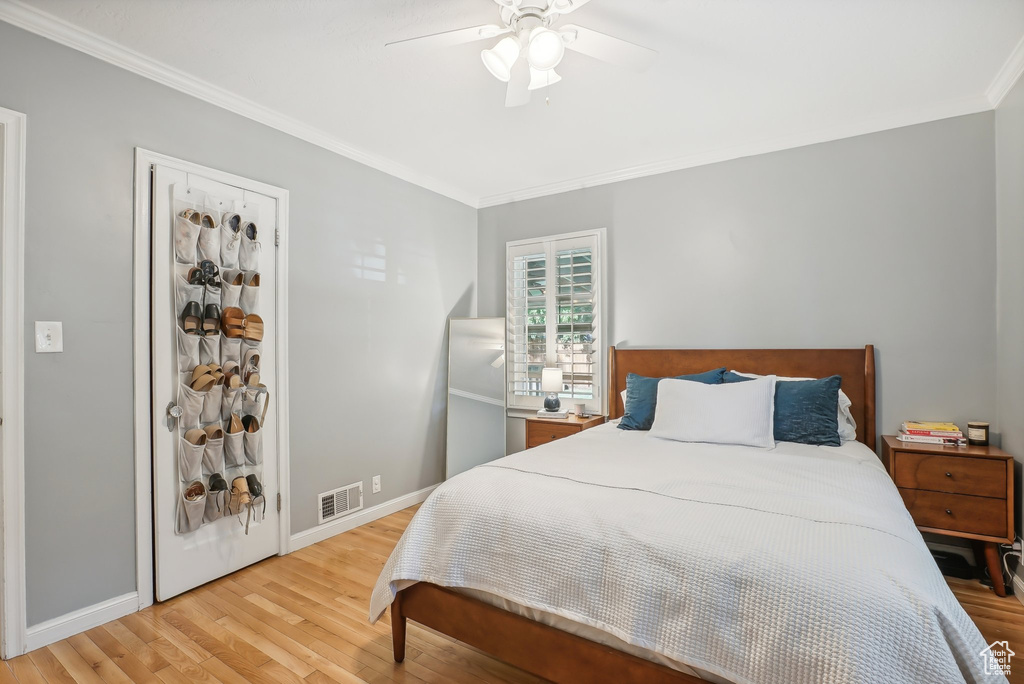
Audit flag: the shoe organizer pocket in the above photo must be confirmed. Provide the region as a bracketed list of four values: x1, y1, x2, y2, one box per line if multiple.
[243, 426, 263, 466]
[177, 485, 206, 534]
[222, 385, 243, 421]
[174, 214, 200, 264]
[221, 216, 241, 269]
[239, 238, 261, 271]
[203, 489, 227, 524]
[199, 334, 221, 366]
[221, 271, 242, 309]
[174, 275, 205, 316]
[243, 386, 268, 418]
[197, 223, 221, 265]
[176, 327, 200, 373]
[224, 430, 245, 468]
[178, 383, 205, 430]
[202, 436, 225, 476]
[221, 336, 242, 367]
[240, 274, 259, 314]
[200, 384, 223, 425]
[178, 439, 204, 483]
[242, 339, 262, 359]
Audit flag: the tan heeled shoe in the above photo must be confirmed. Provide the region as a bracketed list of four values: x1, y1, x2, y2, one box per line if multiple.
[183, 428, 207, 446]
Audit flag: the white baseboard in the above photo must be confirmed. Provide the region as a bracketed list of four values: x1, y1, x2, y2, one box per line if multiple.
[289, 483, 438, 552]
[24, 592, 139, 653]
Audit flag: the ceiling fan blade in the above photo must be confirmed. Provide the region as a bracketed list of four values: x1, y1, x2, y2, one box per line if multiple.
[386, 24, 509, 49]
[560, 24, 657, 71]
[505, 57, 531, 107]
[545, 0, 594, 16]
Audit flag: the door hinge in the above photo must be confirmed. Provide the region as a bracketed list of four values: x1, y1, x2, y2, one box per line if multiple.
[277, 492, 282, 512]
[275, 229, 280, 247]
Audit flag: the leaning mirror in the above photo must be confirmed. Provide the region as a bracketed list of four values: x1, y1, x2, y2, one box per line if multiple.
[446, 317, 506, 479]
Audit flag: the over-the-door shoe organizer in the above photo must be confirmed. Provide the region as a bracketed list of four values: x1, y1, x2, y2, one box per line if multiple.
[173, 186, 268, 535]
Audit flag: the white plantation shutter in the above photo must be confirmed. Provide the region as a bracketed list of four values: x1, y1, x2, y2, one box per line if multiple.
[506, 230, 604, 411]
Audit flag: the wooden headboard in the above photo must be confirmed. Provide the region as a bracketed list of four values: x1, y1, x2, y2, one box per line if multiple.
[607, 345, 876, 450]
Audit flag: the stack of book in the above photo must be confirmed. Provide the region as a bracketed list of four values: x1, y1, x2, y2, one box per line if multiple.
[898, 421, 966, 446]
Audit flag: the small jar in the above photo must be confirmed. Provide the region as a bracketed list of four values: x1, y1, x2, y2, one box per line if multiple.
[967, 421, 990, 446]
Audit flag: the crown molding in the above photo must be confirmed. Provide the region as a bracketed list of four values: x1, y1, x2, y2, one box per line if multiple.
[987, 34, 1024, 108]
[0, 0, 478, 207]
[1, 0, 1017, 211]
[477, 94, 994, 208]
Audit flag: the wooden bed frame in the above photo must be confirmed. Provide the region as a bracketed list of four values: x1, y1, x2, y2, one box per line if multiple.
[391, 345, 877, 683]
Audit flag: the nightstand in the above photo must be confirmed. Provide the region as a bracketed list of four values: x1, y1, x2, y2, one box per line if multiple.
[882, 435, 1015, 596]
[526, 414, 605, 449]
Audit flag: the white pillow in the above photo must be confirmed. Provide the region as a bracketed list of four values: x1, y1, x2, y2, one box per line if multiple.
[650, 375, 777, 448]
[729, 370, 858, 443]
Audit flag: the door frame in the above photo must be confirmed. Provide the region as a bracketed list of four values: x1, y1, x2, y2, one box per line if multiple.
[0, 106, 27, 658]
[132, 148, 291, 608]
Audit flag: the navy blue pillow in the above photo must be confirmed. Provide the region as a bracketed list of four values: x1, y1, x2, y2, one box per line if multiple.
[618, 368, 726, 430]
[722, 372, 841, 445]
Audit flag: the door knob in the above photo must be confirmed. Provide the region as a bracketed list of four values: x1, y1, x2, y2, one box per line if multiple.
[166, 402, 183, 432]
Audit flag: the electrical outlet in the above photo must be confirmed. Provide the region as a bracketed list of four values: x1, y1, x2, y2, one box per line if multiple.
[372, 475, 381, 494]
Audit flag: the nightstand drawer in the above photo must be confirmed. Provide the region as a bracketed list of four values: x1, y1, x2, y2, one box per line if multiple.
[899, 489, 1007, 538]
[527, 422, 580, 448]
[893, 452, 1006, 498]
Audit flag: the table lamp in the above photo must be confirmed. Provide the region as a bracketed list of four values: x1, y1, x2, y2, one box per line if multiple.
[541, 367, 563, 412]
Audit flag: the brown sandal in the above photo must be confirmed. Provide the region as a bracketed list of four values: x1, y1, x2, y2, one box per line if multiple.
[242, 314, 264, 342]
[222, 307, 246, 338]
[222, 308, 264, 342]
[184, 480, 206, 501]
[227, 413, 244, 434]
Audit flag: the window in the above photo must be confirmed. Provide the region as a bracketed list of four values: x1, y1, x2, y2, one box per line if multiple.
[506, 229, 605, 412]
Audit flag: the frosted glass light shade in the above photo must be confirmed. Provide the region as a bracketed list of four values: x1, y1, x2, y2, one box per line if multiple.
[481, 36, 521, 82]
[528, 67, 562, 91]
[527, 28, 565, 71]
[541, 367, 564, 392]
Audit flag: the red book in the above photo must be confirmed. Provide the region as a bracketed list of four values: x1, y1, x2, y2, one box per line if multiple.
[902, 428, 964, 438]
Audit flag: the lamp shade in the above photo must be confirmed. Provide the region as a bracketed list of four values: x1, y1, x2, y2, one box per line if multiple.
[527, 27, 565, 71]
[528, 66, 562, 91]
[541, 367, 564, 392]
[481, 36, 521, 82]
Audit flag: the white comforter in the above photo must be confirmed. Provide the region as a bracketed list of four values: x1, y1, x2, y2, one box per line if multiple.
[370, 423, 999, 684]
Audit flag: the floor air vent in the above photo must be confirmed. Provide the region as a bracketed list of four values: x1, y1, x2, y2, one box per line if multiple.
[318, 482, 363, 524]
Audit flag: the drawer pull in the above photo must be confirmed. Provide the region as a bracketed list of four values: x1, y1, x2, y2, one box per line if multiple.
[550, 434, 557, 439]
[945, 509, 952, 515]
[945, 472, 952, 477]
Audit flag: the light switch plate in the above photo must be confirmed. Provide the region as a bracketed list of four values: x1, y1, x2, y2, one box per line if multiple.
[35, 321, 63, 353]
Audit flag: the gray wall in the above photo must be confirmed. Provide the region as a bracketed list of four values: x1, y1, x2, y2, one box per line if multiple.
[0, 22, 476, 625]
[479, 114, 998, 453]
[996, 75, 1024, 522]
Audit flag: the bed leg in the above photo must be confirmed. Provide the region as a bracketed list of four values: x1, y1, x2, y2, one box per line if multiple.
[390, 594, 407, 662]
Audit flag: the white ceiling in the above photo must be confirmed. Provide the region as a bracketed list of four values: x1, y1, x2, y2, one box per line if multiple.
[7, 0, 1024, 206]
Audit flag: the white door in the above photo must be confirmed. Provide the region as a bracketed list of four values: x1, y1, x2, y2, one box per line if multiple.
[151, 164, 282, 601]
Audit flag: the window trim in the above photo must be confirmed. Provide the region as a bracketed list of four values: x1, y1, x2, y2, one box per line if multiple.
[505, 228, 607, 414]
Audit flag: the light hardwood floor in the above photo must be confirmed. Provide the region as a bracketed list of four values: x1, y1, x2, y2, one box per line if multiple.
[3, 505, 1022, 683]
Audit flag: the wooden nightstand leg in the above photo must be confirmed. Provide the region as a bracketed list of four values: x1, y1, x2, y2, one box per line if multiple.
[982, 542, 1007, 597]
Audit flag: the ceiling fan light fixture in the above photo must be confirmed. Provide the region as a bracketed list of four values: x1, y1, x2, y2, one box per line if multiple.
[481, 35, 521, 82]
[527, 27, 565, 71]
[528, 66, 561, 91]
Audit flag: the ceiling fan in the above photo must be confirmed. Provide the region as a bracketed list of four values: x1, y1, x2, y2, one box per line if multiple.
[386, 0, 658, 107]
